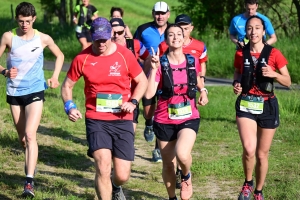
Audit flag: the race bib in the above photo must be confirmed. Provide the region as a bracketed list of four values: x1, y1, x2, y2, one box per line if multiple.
[240, 95, 264, 114]
[96, 94, 122, 113]
[168, 101, 192, 120]
[75, 26, 82, 33]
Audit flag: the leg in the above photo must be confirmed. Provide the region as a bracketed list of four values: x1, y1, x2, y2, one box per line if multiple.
[112, 157, 131, 187]
[93, 149, 113, 200]
[78, 37, 89, 50]
[158, 139, 177, 198]
[10, 105, 26, 149]
[255, 127, 276, 190]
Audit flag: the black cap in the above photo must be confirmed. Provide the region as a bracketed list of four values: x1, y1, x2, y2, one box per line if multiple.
[175, 14, 192, 24]
[110, 18, 125, 27]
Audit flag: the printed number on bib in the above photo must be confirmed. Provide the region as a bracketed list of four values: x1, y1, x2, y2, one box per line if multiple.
[240, 95, 264, 114]
[96, 94, 122, 113]
[168, 101, 192, 120]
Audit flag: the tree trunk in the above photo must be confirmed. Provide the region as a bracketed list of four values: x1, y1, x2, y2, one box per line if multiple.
[70, 0, 74, 25]
[59, 0, 67, 26]
[293, 0, 300, 33]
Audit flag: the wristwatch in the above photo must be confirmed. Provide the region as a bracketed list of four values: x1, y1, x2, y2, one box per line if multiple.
[1, 69, 7, 77]
[130, 99, 138, 106]
[200, 76, 206, 82]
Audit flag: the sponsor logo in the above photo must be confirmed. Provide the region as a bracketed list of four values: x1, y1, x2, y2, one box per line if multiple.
[32, 97, 40, 101]
[109, 62, 121, 76]
[91, 62, 97, 66]
[31, 47, 39, 52]
[191, 50, 196, 53]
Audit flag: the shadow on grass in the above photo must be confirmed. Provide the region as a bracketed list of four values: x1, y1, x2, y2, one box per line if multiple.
[202, 117, 236, 124]
[0, 194, 12, 200]
[125, 189, 165, 200]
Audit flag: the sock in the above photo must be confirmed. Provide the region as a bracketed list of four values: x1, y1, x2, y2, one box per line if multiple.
[254, 189, 262, 194]
[176, 168, 182, 175]
[112, 181, 121, 193]
[181, 172, 190, 181]
[26, 175, 33, 184]
[145, 118, 153, 126]
[244, 179, 253, 186]
[169, 196, 177, 200]
[155, 139, 159, 149]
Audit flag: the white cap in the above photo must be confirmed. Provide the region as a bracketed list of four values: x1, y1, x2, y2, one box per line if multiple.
[153, 1, 170, 12]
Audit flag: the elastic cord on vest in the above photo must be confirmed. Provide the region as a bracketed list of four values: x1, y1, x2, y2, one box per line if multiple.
[64, 100, 77, 115]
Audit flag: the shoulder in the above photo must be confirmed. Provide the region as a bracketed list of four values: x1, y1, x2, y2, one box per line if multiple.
[136, 22, 154, 32]
[231, 14, 243, 22]
[1, 31, 13, 42]
[190, 38, 205, 46]
[256, 13, 271, 22]
[270, 47, 284, 57]
[88, 4, 97, 10]
[38, 31, 53, 44]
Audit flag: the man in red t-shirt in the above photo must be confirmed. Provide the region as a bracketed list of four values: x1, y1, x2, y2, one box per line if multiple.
[159, 14, 208, 85]
[61, 17, 147, 200]
[110, 18, 151, 132]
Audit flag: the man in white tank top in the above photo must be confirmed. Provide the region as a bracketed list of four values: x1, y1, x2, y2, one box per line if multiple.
[0, 2, 64, 198]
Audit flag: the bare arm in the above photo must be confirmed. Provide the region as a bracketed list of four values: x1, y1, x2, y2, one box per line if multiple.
[200, 62, 206, 85]
[261, 64, 291, 87]
[0, 32, 10, 71]
[230, 34, 243, 47]
[91, 13, 98, 21]
[233, 68, 242, 95]
[131, 71, 148, 101]
[125, 26, 133, 39]
[41, 33, 64, 88]
[265, 33, 277, 45]
[145, 68, 159, 99]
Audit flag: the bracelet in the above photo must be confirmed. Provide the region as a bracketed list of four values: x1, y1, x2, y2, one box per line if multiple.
[200, 76, 206, 82]
[64, 100, 77, 114]
[232, 80, 239, 86]
[200, 88, 208, 94]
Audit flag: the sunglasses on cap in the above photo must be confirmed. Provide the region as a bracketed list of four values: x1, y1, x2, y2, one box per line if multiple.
[113, 30, 125, 35]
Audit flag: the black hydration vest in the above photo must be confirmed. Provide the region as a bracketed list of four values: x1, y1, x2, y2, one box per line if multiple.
[126, 39, 135, 56]
[241, 44, 274, 94]
[159, 54, 198, 99]
[78, 5, 93, 27]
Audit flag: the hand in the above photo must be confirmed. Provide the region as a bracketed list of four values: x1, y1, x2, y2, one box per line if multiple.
[121, 102, 136, 113]
[150, 47, 160, 69]
[47, 77, 60, 88]
[198, 92, 208, 106]
[237, 41, 245, 49]
[233, 82, 242, 95]
[8, 67, 18, 79]
[68, 108, 82, 122]
[261, 63, 277, 78]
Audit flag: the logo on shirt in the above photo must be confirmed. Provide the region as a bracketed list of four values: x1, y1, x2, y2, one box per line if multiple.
[91, 62, 98, 66]
[109, 62, 121, 76]
[191, 50, 196, 53]
[31, 47, 39, 52]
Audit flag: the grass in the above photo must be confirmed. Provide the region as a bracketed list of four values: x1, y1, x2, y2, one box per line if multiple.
[0, 66, 299, 199]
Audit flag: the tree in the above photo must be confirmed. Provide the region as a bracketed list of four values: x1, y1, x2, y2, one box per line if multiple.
[40, 0, 70, 26]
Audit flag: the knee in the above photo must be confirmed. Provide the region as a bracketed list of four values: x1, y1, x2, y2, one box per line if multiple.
[162, 160, 175, 172]
[243, 145, 256, 159]
[25, 132, 36, 144]
[19, 137, 26, 149]
[114, 172, 130, 183]
[256, 151, 269, 162]
[176, 153, 191, 165]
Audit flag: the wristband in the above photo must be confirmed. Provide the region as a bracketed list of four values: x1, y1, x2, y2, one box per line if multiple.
[200, 88, 208, 94]
[64, 100, 77, 114]
[200, 76, 206, 82]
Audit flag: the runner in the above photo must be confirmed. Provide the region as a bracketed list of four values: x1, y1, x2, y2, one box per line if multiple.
[61, 17, 147, 200]
[229, 0, 277, 49]
[233, 16, 291, 200]
[134, 1, 170, 163]
[159, 13, 208, 189]
[110, 18, 151, 132]
[145, 23, 208, 200]
[0, 2, 64, 198]
[73, 0, 98, 50]
[110, 7, 133, 39]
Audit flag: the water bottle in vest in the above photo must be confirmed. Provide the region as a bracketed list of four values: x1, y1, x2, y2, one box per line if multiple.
[241, 59, 252, 94]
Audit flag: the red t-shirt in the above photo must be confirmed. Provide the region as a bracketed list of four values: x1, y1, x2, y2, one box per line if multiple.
[234, 47, 288, 97]
[67, 44, 143, 120]
[159, 37, 208, 65]
[154, 59, 200, 124]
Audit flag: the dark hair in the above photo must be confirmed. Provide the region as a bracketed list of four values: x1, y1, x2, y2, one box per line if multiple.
[245, 15, 266, 44]
[110, 7, 124, 17]
[244, 0, 259, 5]
[15, 2, 36, 18]
[164, 24, 184, 41]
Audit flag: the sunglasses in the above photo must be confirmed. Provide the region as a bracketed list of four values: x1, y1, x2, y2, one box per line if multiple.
[113, 30, 125, 35]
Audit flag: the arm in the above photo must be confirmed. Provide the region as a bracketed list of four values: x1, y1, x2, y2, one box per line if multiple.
[230, 34, 244, 48]
[91, 12, 98, 21]
[233, 68, 242, 95]
[42, 33, 64, 88]
[125, 26, 133, 39]
[145, 67, 159, 99]
[0, 32, 18, 78]
[61, 77, 82, 121]
[265, 33, 277, 45]
[200, 62, 206, 85]
[197, 72, 208, 106]
[261, 65, 291, 87]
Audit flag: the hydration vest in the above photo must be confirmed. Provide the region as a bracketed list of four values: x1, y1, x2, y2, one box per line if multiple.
[78, 5, 93, 27]
[126, 39, 135, 56]
[159, 53, 198, 99]
[241, 44, 274, 94]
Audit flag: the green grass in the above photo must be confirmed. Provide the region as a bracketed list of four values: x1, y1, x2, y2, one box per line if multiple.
[0, 67, 299, 199]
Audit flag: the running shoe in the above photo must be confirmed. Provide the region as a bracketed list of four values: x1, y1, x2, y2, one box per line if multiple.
[254, 193, 264, 200]
[238, 183, 253, 200]
[180, 174, 193, 199]
[176, 170, 181, 189]
[144, 125, 155, 142]
[22, 182, 35, 198]
[152, 149, 162, 162]
[112, 186, 126, 200]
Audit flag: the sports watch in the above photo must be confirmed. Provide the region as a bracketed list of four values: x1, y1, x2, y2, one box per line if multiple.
[130, 99, 138, 106]
[1, 69, 7, 77]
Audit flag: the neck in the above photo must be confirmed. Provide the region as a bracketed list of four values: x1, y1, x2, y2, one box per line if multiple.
[183, 37, 191, 46]
[250, 42, 264, 53]
[93, 42, 116, 56]
[17, 28, 35, 40]
[167, 47, 185, 64]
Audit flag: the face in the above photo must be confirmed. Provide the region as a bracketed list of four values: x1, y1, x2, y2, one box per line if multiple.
[93, 38, 112, 54]
[82, 0, 89, 6]
[111, 26, 125, 44]
[246, 18, 265, 44]
[112, 11, 122, 18]
[166, 27, 184, 48]
[179, 24, 193, 41]
[245, 3, 258, 17]
[16, 15, 36, 33]
[152, 11, 170, 27]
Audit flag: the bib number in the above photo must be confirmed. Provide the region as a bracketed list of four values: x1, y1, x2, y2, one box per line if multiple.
[240, 95, 264, 114]
[75, 26, 82, 33]
[168, 101, 192, 120]
[96, 94, 122, 113]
